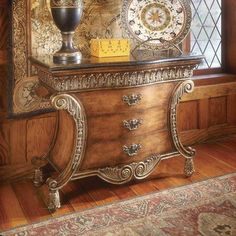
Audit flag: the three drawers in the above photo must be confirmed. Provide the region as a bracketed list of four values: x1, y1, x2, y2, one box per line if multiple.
[77, 82, 176, 170]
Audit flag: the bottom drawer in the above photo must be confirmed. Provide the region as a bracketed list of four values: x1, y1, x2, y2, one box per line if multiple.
[79, 130, 174, 171]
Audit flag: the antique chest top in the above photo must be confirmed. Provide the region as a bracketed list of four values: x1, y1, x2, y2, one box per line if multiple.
[31, 51, 203, 93]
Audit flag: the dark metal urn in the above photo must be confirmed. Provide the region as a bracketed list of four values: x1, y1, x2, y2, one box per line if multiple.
[50, 0, 83, 63]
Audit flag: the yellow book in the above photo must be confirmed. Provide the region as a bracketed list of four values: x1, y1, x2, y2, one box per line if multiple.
[90, 39, 130, 58]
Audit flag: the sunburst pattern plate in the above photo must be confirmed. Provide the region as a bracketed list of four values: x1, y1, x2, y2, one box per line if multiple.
[121, 0, 192, 50]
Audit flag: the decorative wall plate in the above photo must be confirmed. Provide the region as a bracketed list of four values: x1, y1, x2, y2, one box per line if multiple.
[121, 0, 192, 50]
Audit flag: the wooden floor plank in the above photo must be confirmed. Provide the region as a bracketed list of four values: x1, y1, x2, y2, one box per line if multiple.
[12, 180, 51, 223]
[79, 177, 120, 206]
[62, 180, 97, 211]
[129, 180, 158, 195]
[197, 143, 236, 168]
[110, 184, 137, 200]
[216, 137, 236, 152]
[194, 149, 235, 177]
[0, 184, 28, 231]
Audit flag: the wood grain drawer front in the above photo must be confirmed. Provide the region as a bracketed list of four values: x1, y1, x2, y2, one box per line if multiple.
[80, 130, 173, 170]
[87, 105, 168, 141]
[76, 82, 177, 171]
[76, 82, 176, 117]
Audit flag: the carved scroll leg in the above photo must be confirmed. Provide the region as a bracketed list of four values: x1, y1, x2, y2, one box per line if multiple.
[169, 80, 196, 177]
[44, 93, 87, 212]
[32, 156, 49, 187]
[184, 157, 195, 177]
[46, 178, 61, 212]
[48, 190, 61, 213]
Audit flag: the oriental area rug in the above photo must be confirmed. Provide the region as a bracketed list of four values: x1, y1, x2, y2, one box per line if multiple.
[2, 173, 236, 236]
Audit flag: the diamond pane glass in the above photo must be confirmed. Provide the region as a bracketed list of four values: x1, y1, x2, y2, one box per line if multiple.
[190, 0, 222, 69]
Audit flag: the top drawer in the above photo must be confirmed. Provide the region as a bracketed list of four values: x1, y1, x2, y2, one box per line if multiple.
[76, 82, 177, 117]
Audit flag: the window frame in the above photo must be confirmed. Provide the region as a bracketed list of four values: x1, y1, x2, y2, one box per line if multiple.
[185, 0, 223, 75]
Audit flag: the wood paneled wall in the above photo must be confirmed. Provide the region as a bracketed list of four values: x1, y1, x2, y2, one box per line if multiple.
[179, 77, 236, 144]
[0, 0, 236, 182]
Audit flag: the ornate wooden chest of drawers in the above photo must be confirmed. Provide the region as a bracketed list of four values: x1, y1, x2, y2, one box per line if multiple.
[31, 53, 202, 211]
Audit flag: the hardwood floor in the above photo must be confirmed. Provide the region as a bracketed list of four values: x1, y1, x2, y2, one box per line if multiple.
[0, 136, 236, 232]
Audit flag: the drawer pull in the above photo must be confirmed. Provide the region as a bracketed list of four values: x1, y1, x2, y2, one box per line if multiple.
[123, 144, 142, 156]
[123, 119, 143, 131]
[123, 94, 142, 106]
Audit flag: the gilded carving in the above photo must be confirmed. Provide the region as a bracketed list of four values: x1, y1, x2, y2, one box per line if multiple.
[13, 76, 51, 113]
[50, 0, 83, 8]
[51, 94, 87, 171]
[169, 80, 196, 176]
[38, 65, 194, 92]
[12, 0, 28, 83]
[98, 155, 162, 184]
[31, 1, 60, 58]
[184, 158, 195, 177]
[45, 94, 87, 211]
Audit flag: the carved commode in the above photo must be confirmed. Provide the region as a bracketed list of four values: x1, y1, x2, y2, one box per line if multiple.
[31, 53, 202, 212]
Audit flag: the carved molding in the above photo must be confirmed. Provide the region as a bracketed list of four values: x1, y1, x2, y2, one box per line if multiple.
[38, 65, 195, 92]
[184, 158, 195, 177]
[12, 0, 28, 83]
[50, 0, 83, 8]
[47, 94, 87, 191]
[169, 80, 196, 158]
[97, 155, 162, 184]
[12, 76, 51, 113]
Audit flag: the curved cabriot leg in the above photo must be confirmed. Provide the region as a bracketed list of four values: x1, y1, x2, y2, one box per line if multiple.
[46, 94, 87, 212]
[169, 80, 195, 177]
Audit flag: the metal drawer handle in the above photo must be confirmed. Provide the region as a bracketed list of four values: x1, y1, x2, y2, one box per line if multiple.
[123, 119, 143, 131]
[123, 144, 142, 156]
[123, 94, 142, 106]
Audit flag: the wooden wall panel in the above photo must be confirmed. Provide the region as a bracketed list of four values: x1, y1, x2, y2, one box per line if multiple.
[178, 101, 198, 131]
[9, 120, 27, 164]
[26, 116, 56, 163]
[227, 94, 236, 124]
[198, 99, 209, 129]
[0, 121, 9, 166]
[209, 96, 227, 126]
[0, 114, 56, 182]
[178, 81, 236, 146]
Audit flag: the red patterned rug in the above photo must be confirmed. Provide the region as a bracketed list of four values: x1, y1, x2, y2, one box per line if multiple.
[2, 173, 236, 236]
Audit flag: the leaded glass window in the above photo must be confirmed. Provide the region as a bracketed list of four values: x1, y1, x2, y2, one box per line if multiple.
[190, 0, 222, 69]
